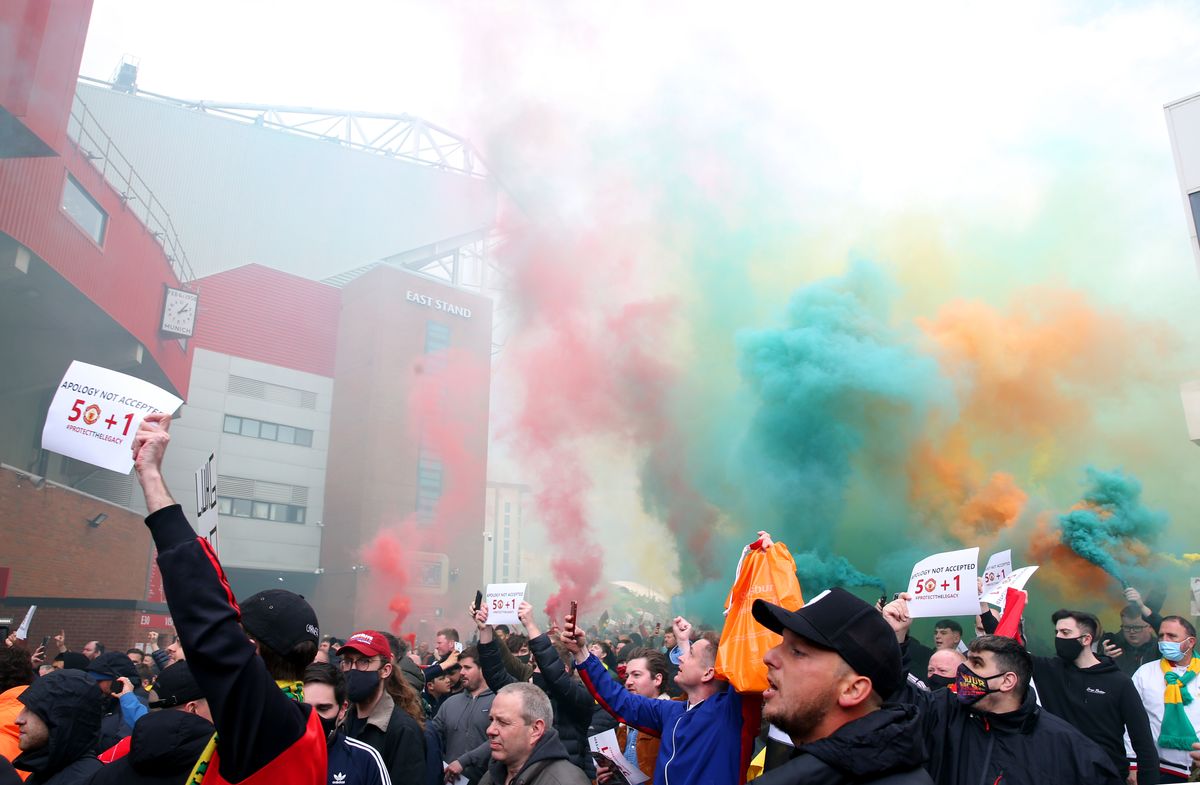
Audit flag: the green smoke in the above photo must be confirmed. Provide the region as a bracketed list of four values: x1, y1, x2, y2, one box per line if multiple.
[1057, 467, 1169, 587]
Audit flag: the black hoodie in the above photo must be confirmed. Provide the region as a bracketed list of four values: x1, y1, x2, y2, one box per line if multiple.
[84, 709, 215, 785]
[0, 756, 21, 785]
[895, 676, 1122, 785]
[1031, 653, 1158, 784]
[478, 728, 589, 785]
[12, 670, 103, 785]
[754, 704, 933, 785]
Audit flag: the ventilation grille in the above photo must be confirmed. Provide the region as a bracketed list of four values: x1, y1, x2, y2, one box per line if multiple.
[218, 475, 308, 505]
[228, 375, 317, 410]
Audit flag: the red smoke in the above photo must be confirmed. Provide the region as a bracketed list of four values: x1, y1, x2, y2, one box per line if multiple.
[499, 222, 718, 619]
[360, 347, 490, 635]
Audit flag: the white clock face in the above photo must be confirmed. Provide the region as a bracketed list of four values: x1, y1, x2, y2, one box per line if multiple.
[161, 288, 199, 337]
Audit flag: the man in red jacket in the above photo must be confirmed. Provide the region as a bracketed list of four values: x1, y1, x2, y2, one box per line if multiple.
[132, 413, 326, 784]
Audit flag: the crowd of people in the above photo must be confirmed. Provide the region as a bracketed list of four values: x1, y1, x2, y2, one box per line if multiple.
[3, 416, 1200, 784]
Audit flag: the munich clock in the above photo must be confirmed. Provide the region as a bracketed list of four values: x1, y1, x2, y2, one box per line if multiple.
[161, 286, 199, 337]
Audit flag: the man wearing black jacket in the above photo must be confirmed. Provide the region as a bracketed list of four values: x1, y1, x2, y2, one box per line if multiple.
[474, 602, 597, 779]
[337, 631, 424, 785]
[85, 661, 215, 785]
[131, 413, 326, 784]
[1100, 588, 1164, 677]
[883, 593, 1122, 785]
[12, 670, 103, 785]
[751, 589, 932, 784]
[301, 663, 391, 785]
[1027, 609, 1158, 784]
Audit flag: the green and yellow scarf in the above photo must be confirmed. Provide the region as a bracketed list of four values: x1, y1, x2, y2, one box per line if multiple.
[1159, 657, 1200, 750]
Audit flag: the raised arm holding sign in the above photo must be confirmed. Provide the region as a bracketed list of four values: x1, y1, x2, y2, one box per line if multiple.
[42, 361, 182, 473]
[484, 583, 527, 627]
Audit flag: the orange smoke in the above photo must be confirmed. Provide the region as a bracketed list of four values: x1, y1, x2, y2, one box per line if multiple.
[908, 289, 1167, 543]
[908, 430, 1027, 545]
[917, 290, 1163, 440]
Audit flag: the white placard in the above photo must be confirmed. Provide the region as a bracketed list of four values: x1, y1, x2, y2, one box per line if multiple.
[14, 606, 36, 640]
[906, 547, 980, 618]
[41, 361, 183, 474]
[195, 453, 218, 557]
[1191, 578, 1200, 618]
[981, 550, 1012, 593]
[442, 762, 468, 785]
[981, 566, 1039, 610]
[588, 728, 650, 784]
[485, 583, 528, 626]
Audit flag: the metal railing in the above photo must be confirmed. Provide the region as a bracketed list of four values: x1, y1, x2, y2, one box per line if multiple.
[66, 92, 196, 285]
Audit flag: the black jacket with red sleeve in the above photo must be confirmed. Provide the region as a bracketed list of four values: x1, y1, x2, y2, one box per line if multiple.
[145, 503, 326, 784]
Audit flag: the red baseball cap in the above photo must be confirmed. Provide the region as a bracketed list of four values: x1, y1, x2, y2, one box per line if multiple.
[338, 630, 392, 660]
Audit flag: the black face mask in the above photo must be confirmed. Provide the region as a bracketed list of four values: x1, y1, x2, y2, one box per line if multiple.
[345, 670, 382, 703]
[319, 713, 338, 741]
[927, 674, 955, 690]
[1054, 636, 1086, 662]
[955, 663, 1002, 706]
[516, 654, 532, 665]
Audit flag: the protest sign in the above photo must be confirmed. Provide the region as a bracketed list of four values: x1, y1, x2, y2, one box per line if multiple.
[588, 729, 649, 785]
[14, 606, 35, 640]
[1190, 578, 1200, 617]
[906, 547, 980, 618]
[195, 453, 218, 557]
[41, 361, 183, 474]
[485, 582, 528, 626]
[982, 549, 1012, 593]
[980, 566, 1039, 610]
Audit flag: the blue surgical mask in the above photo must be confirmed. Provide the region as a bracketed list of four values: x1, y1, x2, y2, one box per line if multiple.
[1159, 640, 1189, 661]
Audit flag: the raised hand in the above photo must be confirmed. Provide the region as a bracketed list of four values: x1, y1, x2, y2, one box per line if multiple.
[881, 593, 914, 643]
[562, 610, 587, 663]
[470, 603, 492, 644]
[517, 601, 541, 638]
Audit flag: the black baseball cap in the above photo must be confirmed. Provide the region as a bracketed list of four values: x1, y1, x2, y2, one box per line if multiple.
[149, 661, 204, 708]
[86, 651, 138, 682]
[752, 587, 902, 698]
[239, 589, 320, 655]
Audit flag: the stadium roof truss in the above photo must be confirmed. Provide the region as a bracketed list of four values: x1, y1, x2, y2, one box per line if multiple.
[78, 76, 487, 178]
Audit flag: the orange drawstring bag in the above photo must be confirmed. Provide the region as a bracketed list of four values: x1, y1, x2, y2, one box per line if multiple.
[715, 535, 804, 692]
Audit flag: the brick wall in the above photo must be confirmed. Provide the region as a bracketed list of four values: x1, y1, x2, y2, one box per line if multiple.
[0, 465, 169, 651]
[0, 465, 152, 598]
[0, 604, 155, 653]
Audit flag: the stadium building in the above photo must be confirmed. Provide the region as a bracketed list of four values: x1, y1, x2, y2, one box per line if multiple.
[0, 0, 500, 644]
[1165, 92, 1200, 446]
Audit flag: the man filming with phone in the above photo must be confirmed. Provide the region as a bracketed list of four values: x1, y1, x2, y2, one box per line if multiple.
[565, 613, 747, 785]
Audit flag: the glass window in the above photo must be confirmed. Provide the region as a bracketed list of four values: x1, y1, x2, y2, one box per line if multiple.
[268, 503, 288, 522]
[251, 501, 270, 519]
[232, 498, 252, 517]
[277, 425, 295, 444]
[1190, 192, 1200, 250]
[292, 506, 305, 524]
[259, 422, 277, 441]
[294, 428, 313, 447]
[240, 419, 260, 438]
[425, 321, 452, 354]
[217, 497, 232, 515]
[61, 174, 108, 244]
[223, 415, 241, 434]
